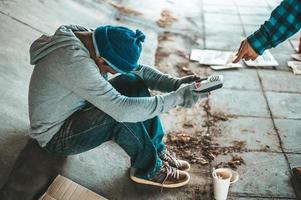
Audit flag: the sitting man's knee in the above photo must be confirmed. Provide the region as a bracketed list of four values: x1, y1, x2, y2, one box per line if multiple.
[111, 73, 150, 97]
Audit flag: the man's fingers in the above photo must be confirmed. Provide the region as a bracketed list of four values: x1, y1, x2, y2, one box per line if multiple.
[250, 54, 258, 60]
[236, 41, 244, 56]
[233, 50, 245, 63]
[244, 56, 251, 61]
[233, 41, 247, 63]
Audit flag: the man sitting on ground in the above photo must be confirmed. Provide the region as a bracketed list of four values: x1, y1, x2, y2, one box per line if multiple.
[29, 25, 208, 188]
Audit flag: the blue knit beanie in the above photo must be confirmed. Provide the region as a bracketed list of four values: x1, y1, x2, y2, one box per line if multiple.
[92, 25, 145, 73]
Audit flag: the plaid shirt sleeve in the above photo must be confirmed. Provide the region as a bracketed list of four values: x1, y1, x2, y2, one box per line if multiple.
[247, 0, 301, 55]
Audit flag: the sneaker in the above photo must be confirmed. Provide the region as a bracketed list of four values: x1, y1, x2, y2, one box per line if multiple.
[130, 162, 190, 188]
[159, 150, 191, 171]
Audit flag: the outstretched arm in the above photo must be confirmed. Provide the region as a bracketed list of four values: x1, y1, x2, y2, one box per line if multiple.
[133, 64, 204, 92]
[233, 0, 301, 63]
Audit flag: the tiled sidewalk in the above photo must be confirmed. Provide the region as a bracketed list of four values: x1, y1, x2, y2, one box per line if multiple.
[0, 0, 300, 199]
[118, 0, 301, 198]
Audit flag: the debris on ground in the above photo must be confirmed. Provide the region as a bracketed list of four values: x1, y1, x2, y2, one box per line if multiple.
[215, 155, 245, 170]
[176, 63, 194, 75]
[241, 128, 255, 133]
[158, 32, 174, 42]
[232, 140, 247, 150]
[204, 103, 236, 136]
[228, 155, 245, 169]
[165, 97, 242, 166]
[183, 121, 195, 128]
[157, 9, 178, 27]
[156, 30, 246, 170]
[166, 131, 213, 165]
[105, 0, 142, 16]
[182, 184, 213, 200]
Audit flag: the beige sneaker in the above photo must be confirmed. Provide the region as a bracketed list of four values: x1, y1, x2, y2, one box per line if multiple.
[130, 162, 190, 188]
[159, 150, 191, 171]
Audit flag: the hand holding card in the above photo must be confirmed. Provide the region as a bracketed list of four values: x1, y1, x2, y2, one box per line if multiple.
[194, 75, 224, 93]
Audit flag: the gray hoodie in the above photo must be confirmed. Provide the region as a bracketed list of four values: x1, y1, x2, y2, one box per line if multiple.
[29, 25, 182, 147]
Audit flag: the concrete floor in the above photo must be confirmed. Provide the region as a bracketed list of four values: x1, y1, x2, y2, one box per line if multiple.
[0, 0, 300, 199]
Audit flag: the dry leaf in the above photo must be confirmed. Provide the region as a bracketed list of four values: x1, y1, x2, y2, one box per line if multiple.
[157, 9, 178, 27]
[106, 0, 142, 16]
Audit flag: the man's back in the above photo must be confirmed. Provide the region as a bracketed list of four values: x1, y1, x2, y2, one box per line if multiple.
[28, 26, 94, 147]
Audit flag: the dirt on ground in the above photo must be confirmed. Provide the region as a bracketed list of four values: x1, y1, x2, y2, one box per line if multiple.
[105, 0, 142, 16]
[156, 9, 178, 27]
[156, 32, 246, 170]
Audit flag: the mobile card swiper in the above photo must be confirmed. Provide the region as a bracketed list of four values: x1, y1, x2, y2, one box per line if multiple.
[194, 75, 224, 93]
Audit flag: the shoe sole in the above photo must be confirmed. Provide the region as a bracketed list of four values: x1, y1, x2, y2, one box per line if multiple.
[130, 171, 190, 188]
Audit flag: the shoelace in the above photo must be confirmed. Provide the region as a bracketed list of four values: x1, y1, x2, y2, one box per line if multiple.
[161, 151, 180, 168]
[161, 162, 180, 192]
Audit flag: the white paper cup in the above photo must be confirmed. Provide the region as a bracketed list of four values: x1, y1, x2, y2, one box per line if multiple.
[212, 168, 239, 200]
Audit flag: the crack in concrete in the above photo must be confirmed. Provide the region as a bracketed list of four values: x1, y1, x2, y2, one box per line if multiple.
[0, 10, 45, 34]
[256, 69, 298, 198]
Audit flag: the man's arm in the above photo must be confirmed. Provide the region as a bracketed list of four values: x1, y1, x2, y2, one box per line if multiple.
[52, 58, 180, 123]
[133, 64, 202, 92]
[249, 0, 301, 54]
[234, 0, 301, 62]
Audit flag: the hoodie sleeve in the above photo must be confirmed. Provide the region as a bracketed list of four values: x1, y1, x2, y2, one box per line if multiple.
[133, 64, 180, 92]
[51, 57, 180, 123]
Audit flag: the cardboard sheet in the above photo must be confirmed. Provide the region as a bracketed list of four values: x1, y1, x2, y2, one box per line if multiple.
[38, 175, 107, 200]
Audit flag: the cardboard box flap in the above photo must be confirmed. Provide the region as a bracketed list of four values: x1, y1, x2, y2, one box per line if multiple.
[39, 175, 107, 200]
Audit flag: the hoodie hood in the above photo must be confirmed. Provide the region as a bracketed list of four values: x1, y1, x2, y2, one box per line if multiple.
[30, 25, 92, 65]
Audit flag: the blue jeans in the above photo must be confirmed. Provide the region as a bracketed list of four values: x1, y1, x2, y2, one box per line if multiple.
[45, 73, 165, 179]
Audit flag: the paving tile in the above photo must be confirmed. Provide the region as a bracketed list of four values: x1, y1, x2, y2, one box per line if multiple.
[258, 69, 301, 93]
[289, 39, 300, 51]
[0, 13, 42, 189]
[209, 89, 270, 117]
[241, 15, 269, 26]
[204, 13, 241, 25]
[212, 152, 296, 198]
[203, 4, 237, 14]
[203, 0, 235, 6]
[266, 92, 301, 119]
[205, 23, 244, 36]
[208, 68, 261, 90]
[238, 6, 271, 16]
[269, 40, 295, 54]
[271, 53, 293, 71]
[274, 119, 301, 153]
[205, 33, 243, 50]
[287, 154, 301, 171]
[243, 25, 261, 36]
[121, 0, 204, 31]
[287, 153, 301, 200]
[235, 0, 269, 7]
[0, 0, 115, 34]
[161, 102, 207, 134]
[211, 117, 281, 151]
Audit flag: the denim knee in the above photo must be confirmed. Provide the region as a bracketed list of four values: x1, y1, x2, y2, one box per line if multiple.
[110, 73, 150, 97]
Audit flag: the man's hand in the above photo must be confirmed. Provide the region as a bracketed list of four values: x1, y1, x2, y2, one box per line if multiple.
[175, 83, 208, 108]
[233, 39, 259, 63]
[175, 75, 207, 89]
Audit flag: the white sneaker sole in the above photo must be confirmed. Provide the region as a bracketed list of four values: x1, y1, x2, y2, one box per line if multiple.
[129, 170, 190, 188]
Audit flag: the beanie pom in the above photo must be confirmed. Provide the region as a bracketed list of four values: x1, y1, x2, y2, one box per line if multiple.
[135, 29, 145, 43]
